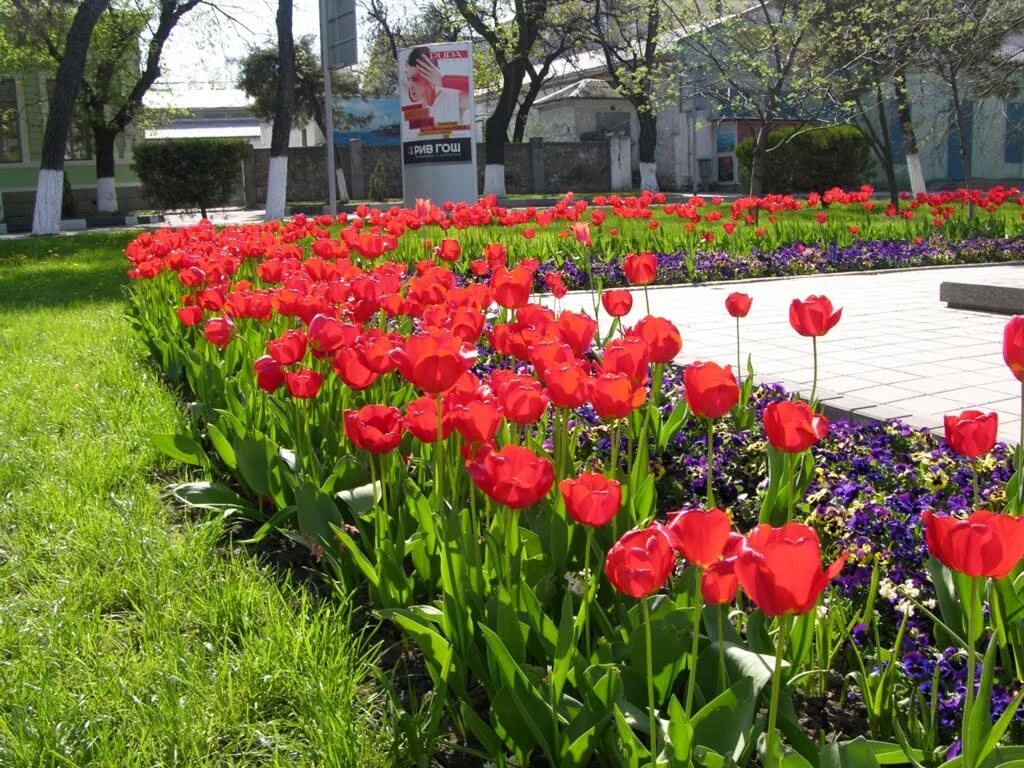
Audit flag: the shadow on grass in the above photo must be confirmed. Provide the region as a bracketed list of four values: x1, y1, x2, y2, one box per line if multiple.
[0, 231, 138, 309]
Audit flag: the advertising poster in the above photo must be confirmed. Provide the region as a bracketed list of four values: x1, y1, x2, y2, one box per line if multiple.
[398, 42, 475, 165]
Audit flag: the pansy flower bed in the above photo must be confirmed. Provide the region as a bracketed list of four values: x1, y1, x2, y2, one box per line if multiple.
[126, 192, 1024, 768]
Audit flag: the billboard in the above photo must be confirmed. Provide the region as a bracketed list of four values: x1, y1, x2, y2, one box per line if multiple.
[332, 97, 400, 146]
[398, 41, 478, 204]
[324, 0, 357, 70]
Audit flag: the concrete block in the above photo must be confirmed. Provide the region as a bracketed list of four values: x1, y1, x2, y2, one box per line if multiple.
[940, 281, 1024, 315]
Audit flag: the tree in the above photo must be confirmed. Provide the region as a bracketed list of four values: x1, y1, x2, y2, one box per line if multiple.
[588, 0, 677, 191]
[677, 0, 863, 197]
[238, 33, 361, 139]
[265, 0, 294, 221]
[18, 0, 111, 234]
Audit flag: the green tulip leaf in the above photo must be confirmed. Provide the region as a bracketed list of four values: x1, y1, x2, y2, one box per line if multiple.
[820, 738, 881, 768]
[152, 432, 210, 469]
[691, 677, 755, 761]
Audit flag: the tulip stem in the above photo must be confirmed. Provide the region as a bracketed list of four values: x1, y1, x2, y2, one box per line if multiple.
[717, 605, 727, 693]
[766, 619, 789, 768]
[583, 527, 594, 658]
[610, 419, 621, 478]
[642, 596, 658, 768]
[972, 458, 981, 509]
[810, 336, 819, 405]
[685, 579, 703, 717]
[786, 453, 795, 524]
[963, 577, 979, 766]
[643, 285, 651, 316]
[735, 317, 742, 393]
[435, 394, 445, 519]
[706, 419, 716, 508]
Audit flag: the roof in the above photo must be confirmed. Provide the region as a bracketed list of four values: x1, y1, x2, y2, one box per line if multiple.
[534, 79, 625, 105]
[144, 117, 261, 140]
[144, 85, 254, 110]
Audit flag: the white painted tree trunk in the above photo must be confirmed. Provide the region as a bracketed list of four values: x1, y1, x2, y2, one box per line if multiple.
[32, 169, 63, 235]
[336, 167, 350, 204]
[265, 155, 288, 221]
[640, 162, 658, 192]
[96, 176, 117, 213]
[483, 164, 506, 198]
[906, 152, 927, 196]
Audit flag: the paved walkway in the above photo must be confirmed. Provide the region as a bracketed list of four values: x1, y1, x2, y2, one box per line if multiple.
[559, 263, 1024, 443]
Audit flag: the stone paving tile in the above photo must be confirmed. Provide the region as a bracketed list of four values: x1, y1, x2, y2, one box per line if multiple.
[557, 263, 1024, 444]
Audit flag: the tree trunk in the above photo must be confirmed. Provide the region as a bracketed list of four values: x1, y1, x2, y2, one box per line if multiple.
[266, 0, 295, 221]
[949, 72, 974, 219]
[483, 60, 527, 197]
[748, 125, 769, 197]
[32, 0, 111, 235]
[869, 83, 899, 208]
[894, 70, 926, 197]
[513, 72, 546, 143]
[94, 125, 118, 213]
[637, 109, 658, 192]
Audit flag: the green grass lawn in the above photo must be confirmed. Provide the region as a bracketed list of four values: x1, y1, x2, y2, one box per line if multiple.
[0, 232, 391, 767]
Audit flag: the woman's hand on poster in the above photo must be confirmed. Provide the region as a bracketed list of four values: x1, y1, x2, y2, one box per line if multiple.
[414, 56, 443, 90]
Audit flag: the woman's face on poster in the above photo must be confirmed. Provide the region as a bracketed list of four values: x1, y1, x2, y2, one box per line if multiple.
[406, 61, 432, 104]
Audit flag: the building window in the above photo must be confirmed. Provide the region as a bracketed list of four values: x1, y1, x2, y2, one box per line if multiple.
[45, 79, 93, 160]
[0, 78, 21, 162]
[1006, 103, 1024, 164]
[716, 122, 736, 183]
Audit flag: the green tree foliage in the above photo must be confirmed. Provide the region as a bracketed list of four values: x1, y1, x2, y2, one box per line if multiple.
[734, 125, 873, 193]
[133, 138, 250, 218]
[237, 33, 361, 138]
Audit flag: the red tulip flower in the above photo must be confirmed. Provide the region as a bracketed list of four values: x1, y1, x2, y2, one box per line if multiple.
[1003, 315, 1024, 380]
[923, 510, 1024, 579]
[624, 252, 657, 286]
[735, 523, 846, 616]
[559, 472, 622, 527]
[725, 292, 752, 318]
[177, 306, 203, 326]
[944, 410, 998, 458]
[602, 289, 633, 317]
[571, 222, 592, 246]
[467, 444, 554, 509]
[666, 507, 732, 567]
[702, 559, 739, 605]
[452, 398, 504, 444]
[604, 525, 676, 598]
[684, 361, 740, 419]
[267, 328, 308, 366]
[495, 374, 549, 424]
[284, 368, 324, 399]
[602, 336, 652, 383]
[789, 295, 842, 337]
[404, 395, 453, 443]
[545, 362, 593, 409]
[628, 316, 682, 363]
[344, 405, 404, 454]
[592, 372, 647, 419]
[556, 311, 599, 356]
[437, 238, 461, 262]
[253, 355, 285, 393]
[390, 329, 478, 394]
[763, 400, 829, 453]
[331, 347, 379, 391]
[490, 266, 533, 309]
[203, 316, 234, 348]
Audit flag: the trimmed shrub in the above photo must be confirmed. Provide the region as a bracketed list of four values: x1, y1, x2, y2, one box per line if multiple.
[735, 125, 873, 193]
[368, 161, 389, 202]
[132, 138, 251, 218]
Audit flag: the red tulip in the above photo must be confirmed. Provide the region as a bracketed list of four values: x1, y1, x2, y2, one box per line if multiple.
[735, 523, 846, 616]
[483, 242, 508, 269]
[545, 272, 568, 299]
[1003, 315, 1024, 380]
[331, 347, 380, 391]
[725, 292, 752, 318]
[702, 559, 739, 605]
[308, 314, 358, 355]
[789, 296, 842, 337]
[267, 328, 308, 365]
[390, 329, 478, 394]
[494, 374, 549, 425]
[203, 316, 234, 348]
[344, 405, 403, 454]
[437, 238, 461, 262]
[177, 306, 203, 326]
[923, 510, 1024, 579]
[602, 289, 633, 317]
[545, 362, 593, 409]
[602, 336, 652, 383]
[490, 266, 533, 309]
[666, 507, 732, 567]
[684, 361, 740, 419]
[556, 311, 599, 356]
[571, 222, 592, 246]
[253, 355, 285, 393]
[559, 472, 622, 527]
[628, 316, 682, 363]
[284, 368, 324, 399]
[604, 525, 676, 598]
[763, 400, 829, 453]
[944, 410, 998, 458]
[467, 444, 554, 509]
[404, 395, 453, 443]
[452, 398, 504, 444]
[592, 372, 647, 419]
[624, 252, 657, 286]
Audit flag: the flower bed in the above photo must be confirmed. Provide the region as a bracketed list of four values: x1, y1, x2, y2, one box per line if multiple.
[125, 202, 1024, 768]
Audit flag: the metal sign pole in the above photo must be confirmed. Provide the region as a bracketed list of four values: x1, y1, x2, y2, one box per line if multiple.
[319, 0, 337, 216]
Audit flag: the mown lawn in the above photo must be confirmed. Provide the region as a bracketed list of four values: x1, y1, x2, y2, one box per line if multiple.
[0, 232, 390, 767]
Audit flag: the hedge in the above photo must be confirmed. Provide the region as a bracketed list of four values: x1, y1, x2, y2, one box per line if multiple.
[132, 138, 251, 218]
[735, 125, 873, 193]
